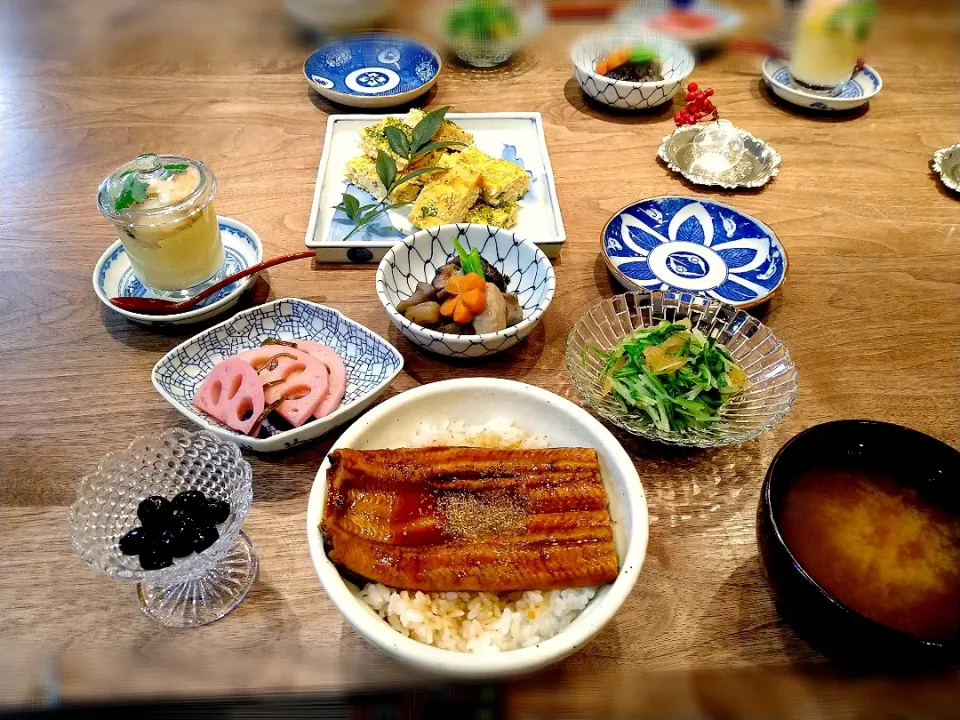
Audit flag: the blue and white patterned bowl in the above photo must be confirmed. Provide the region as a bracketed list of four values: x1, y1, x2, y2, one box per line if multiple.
[571, 32, 694, 110]
[602, 197, 787, 309]
[152, 299, 404, 452]
[376, 225, 556, 358]
[93, 216, 263, 326]
[304, 32, 441, 109]
[762, 57, 882, 112]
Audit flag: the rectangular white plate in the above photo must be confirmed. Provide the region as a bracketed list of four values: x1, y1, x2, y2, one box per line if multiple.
[304, 112, 566, 263]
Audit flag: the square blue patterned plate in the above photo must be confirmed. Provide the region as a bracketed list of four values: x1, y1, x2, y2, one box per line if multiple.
[602, 197, 787, 309]
[152, 299, 404, 452]
[304, 112, 566, 263]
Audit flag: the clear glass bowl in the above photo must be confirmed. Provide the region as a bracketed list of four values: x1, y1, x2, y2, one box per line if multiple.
[566, 292, 798, 448]
[69, 428, 256, 627]
[430, 0, 546, 68]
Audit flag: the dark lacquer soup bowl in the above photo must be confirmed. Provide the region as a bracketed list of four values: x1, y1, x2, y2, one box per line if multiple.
[757, 420, 959, 667]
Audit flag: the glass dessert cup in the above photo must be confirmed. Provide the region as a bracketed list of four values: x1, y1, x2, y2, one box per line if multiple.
[690, 120, 746, 178]
[787, 0, 872, 96]
[97, 153, 226, 300]
[69, 428, 257, 628]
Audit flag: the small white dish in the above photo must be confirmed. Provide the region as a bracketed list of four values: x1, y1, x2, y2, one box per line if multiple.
[93, 216, 263, 326]
[306, 378, 650, 678]
[304, 112, 566, 262]
[571, 31, 694, 111]
[152, 298, 404, 452]
[762, 57, 882, 112]
[376, 224, 555, 358]
[303, 32, 441, 109]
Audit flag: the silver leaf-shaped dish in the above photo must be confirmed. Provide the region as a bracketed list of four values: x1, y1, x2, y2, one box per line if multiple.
[932, 144, 960, 194]
[658, 124, 782, 190]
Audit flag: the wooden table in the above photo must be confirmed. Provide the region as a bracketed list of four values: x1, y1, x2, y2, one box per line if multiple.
[1, 0, 957, 715]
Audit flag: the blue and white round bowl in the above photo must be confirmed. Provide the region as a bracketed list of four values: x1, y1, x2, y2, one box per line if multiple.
[304, 33, 441, 109]
[376, 224, 556, 358]
[602, 197, 787, 309]
[93, 216, 263, 326]
[762, 57, 882, 112]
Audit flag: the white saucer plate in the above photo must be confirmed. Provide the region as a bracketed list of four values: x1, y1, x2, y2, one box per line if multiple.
[762, 57, 882, 112]
[93, 216, 263, 326]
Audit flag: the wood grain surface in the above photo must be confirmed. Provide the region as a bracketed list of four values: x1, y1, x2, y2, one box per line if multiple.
[1, 0, 957, 715]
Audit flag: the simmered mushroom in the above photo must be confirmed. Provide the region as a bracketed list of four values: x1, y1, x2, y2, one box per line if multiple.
[396, 282, 437, 314]
[471, 283, 508, 334]
[504, 293, 523, 327]
[431, 264, 462, 294]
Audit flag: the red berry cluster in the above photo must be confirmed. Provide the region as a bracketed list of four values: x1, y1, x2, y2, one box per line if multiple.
[673, 82, 719, 127]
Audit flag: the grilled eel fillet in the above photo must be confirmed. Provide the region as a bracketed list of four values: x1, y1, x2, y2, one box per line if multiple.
[321, 447, 619, 591]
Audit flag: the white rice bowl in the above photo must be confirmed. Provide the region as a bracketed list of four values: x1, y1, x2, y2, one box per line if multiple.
[353, 419, 598, 654]
[306, 378, 648, 678]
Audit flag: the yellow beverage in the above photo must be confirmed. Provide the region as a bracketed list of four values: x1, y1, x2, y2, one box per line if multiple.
[98, 154, 224, 295]
[789, 0, 874, 93]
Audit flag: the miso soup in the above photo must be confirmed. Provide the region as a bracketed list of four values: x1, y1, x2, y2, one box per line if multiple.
[779, 466, 959, 642]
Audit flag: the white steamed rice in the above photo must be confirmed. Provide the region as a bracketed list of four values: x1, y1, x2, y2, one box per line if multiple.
[353, 418, 602, 654]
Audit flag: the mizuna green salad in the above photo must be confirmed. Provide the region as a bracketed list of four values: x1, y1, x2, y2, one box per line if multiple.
[586, 319, 747, 433]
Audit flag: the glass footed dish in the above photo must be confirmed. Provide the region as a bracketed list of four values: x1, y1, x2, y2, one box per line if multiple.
[566, 291, 798, 448]
[69, 428, 256, 627]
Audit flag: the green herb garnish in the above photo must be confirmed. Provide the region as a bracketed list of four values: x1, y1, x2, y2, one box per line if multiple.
[451, 236, 485, 279]
[446, 0, 519, 41]
[112, 163, 190, 212]
[584, 319, 746, 433]
[826, 0, 877, 42]
[336, 107, 467, 241]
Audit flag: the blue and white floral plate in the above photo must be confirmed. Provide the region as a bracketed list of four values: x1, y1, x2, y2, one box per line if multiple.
[152, 299, 404, 452]
[304, 33, 441, 109]
[305, 112, 566, 262]
[93, 216, 263, 326]
[763, 57, 882, 112]
[602, 197, 787, 308]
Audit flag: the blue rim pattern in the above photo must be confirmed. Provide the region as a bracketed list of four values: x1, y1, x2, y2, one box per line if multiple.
[153, 300, 403, 447]
[98, 222, 259, 308]
[603, 198, 786, 307]
[771, 66, 877, 100]
[305, 33, 439, 98]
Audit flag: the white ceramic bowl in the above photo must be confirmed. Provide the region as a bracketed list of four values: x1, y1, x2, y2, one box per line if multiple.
[376, 224, 555, 358]
[571, 31, 694, 110]
[306, 378, 649, 678]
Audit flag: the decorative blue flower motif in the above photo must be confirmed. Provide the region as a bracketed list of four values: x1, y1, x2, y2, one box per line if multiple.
[325, 47, 352, 67]
[415, 60, 435, 82]
[603, 198, 786, 306]
[357, 71, 389, 88]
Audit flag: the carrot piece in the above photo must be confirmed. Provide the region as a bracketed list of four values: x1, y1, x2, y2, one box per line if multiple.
[596, 59, 609, 75]
[461, 288, 487, 313]
[446, 275, 465, 295]
[452, 299, 474, 325]
[440, 297, 459, 318]
[462, 273, 486, 293]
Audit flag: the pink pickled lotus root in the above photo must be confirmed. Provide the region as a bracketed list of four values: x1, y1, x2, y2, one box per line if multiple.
[294, 340, 347, 418]
[234, 347, 330, 428]
[192, 357, 266, 436]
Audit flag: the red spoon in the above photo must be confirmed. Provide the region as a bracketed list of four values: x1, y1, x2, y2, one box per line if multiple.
[110, 251, 316, 315]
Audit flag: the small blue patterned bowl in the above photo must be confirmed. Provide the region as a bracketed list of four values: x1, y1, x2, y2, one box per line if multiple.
[93, 216, 262, 326]
[304, 32, 441, 109]
[376, 224, 556, 358]
[762, 57, 882, 112]
[571, 31, 694, 111]
[152, 299, 404, 452]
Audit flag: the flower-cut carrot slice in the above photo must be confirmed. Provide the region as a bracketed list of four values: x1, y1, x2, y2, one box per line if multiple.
[440, 297, 459, 318]
[452, 300, 474, 325]
[460, 288, 486, 314]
